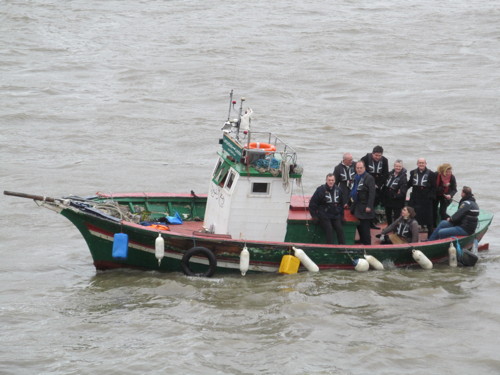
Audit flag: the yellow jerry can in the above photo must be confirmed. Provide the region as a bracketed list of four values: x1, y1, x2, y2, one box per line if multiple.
[279, 254, 300, 274]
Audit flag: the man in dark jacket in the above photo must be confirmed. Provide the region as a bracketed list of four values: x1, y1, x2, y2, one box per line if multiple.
[350, 161, 376, 245]
[309, 173, 345, 244]
[408, 158, 436, 237]
[333, 152, 355, 206]
[427, 186, 479, 241]
[361, 145, 389, 229]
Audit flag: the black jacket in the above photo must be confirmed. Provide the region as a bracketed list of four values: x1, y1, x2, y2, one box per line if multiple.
[408, 167, 436, 201]
[451, 195, 479, 234]
[309, 184, 344, 220]
[350, 173, 376, 220]
[333, 162, 355, 206]
[361, 153, 389, 189]
[383, 168, 408, 207]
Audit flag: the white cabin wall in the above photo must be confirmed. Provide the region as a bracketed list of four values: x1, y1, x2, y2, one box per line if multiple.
[204, 182, 232, 234]
[226, 178, 291, 241]
[204, 170, 294, 241]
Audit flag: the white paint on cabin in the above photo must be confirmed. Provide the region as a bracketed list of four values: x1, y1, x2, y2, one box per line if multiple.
[203, 160, 294, 241]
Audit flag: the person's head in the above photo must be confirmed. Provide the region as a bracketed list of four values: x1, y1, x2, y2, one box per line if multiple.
[417, 158, 427, 171]
[394, 159, 403, 174]
[325, 173, 335, 188]
[402, 206, 416, 219]
[462, 186, 473, 199]
[355, 161, 366, 175]
[438, 163, 453, 177]
[372, 146, 384, 161]
[342, 153, 353, 166]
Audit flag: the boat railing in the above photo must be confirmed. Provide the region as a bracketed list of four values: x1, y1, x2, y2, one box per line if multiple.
[244, 131, 298, 165]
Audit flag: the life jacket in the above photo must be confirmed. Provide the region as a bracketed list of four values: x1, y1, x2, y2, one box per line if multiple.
[386, 173, 404, 191]
[324, 186, 341, 205]
[412, 168, 431, 188]
[396, 218, 415, 240]
[338, 164, 355, 188]
[367, 155, 384, 176]
[315, 185, 343, 218]
[355, 175, 370, 203]
[457, 199, 480, 234]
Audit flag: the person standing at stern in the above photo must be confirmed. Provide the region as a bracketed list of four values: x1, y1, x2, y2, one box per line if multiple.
[382, 159, 408, 225]
[361, 145, 389, 229]
[350, 161, 376, 245]
[333, 152, 355, 207]
[309, 173, 345, 244]
[434, 163, 457, 225]
[408, 158, 436, 238]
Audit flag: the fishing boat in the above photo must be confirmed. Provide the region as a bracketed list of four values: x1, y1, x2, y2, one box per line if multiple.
[4, 93, 493, 276]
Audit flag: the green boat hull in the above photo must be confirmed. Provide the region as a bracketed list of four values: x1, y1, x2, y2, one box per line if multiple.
[55, 193, 493, 276]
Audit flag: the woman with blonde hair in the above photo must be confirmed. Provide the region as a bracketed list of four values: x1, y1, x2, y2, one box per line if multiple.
[434, 163, 457, 225]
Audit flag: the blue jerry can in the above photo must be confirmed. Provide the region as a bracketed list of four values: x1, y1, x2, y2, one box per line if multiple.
[112, 233, 129, 259]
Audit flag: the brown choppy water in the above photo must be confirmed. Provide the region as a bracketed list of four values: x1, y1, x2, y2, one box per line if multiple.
[1, 1, 499, 374]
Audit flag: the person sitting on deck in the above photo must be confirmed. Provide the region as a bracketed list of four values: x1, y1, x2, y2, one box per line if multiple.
[309, 173, 345, 245]
[377, 206, 419, 244]
[427, 186, 479, 241]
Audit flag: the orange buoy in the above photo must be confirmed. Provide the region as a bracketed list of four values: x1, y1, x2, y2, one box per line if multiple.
[247, 142, 276, 152]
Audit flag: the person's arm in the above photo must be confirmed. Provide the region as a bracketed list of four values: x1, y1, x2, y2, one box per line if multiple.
[428, 171, 437, 198]
[396, 175, 408, 199]
[308, 188, 321, 218]
[381, 218, 399, 235]
[407, 171, 414, 189]
[448, 175, 458, 198]
[410, 221, 420, 243]
[366, 176, 376, 211]
[383, 157, 390, 180]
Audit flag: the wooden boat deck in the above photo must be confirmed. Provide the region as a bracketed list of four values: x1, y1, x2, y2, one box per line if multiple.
[152, 195, 429, 245]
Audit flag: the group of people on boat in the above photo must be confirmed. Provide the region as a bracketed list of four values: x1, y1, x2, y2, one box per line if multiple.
[308, 146, 480, 246]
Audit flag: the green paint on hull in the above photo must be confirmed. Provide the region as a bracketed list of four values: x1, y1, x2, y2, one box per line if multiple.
[55, 195, 493, 276]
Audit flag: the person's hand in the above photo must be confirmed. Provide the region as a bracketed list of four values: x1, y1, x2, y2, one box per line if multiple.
[366, 207, 372, 213]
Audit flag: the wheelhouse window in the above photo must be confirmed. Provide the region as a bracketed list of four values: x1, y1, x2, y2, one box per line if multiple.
[251, 182, 269, 194]
[225, 171, 236, 191]
[213, 159, 231, 187]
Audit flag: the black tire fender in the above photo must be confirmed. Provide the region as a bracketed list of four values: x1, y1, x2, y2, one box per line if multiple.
[181, 247, 217, 277]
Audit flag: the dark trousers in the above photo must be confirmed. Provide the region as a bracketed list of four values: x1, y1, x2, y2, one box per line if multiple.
[357, 219, 372, 245]
[385, 205, 404, 225]
[319, 217, 345, 244]
[411, 197, 434, 236]
[433, 196, 451, 226]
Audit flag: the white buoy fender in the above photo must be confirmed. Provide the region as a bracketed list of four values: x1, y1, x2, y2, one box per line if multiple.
[448, 242, 457, 267]
[292, 247, 319, 272]
[155, 233, 164, 266]
[240, 246, 250, 276]
[354, 258, 369, 272]
[412, 250, 433, 269]
[364, 255, 384, 270]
